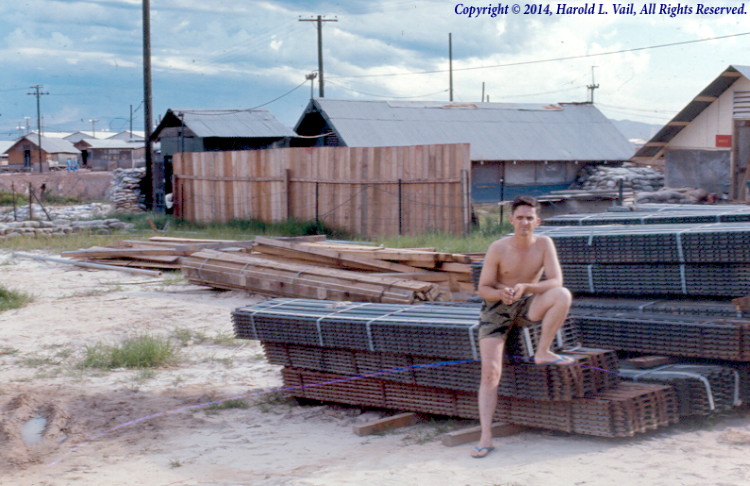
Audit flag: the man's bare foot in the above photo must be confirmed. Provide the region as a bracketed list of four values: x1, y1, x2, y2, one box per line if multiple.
[471, 445, 495, 458]
[533, 352, 575, 366]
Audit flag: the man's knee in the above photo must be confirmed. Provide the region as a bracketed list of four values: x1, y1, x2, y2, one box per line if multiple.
[550, 286, 572, 307]
[480, 362, 503, 387]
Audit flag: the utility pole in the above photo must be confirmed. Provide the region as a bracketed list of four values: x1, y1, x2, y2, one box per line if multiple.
[88, 119, 99, 138]
[27, 85, 49, 173]
[143, 0, 157, 211]
[305, 72, 318, 99]
[587, 66, 599, 104]
[449, 33, 453, 102]
[299, 15, 337, 98]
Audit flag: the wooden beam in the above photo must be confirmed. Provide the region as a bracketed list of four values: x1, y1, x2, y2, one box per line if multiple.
[667, 121, 690, 126]
[693, 96, 718, 103]
[440, 422, 528, 447]
[732, 295, 750, 311]
[353, 412, 424, 436]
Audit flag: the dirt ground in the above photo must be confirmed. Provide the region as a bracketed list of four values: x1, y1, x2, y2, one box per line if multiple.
[2, 250, 750, 486]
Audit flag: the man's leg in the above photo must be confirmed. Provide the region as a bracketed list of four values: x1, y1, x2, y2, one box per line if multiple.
[473, 336, 505, 457]
[526, 287, 572, 364]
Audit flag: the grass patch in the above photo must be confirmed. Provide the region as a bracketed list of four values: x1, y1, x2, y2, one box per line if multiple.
[206, 398, 249, 412]
[0, 286, 34, 312]
[80, 335, 178, 369]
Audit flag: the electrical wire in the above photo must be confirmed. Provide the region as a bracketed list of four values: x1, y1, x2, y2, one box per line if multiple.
[331, 31, 750, 79]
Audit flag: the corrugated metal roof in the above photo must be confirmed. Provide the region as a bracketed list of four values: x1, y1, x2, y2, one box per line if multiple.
[159, 109, 295, 138]
[76, 139, 143, 149]
[632, 65, 750, 161]
[296, 99, 633, 161]
[20, 135, 80, 154]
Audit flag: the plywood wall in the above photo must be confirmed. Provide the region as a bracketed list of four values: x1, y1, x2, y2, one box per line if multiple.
[172, 143, 471, 236]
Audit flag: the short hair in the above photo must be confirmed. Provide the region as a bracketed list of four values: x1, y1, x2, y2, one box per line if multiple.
[511, 195, 540, 214]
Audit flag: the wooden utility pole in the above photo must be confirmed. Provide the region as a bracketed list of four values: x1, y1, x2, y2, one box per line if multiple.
[449, 33, 453, 102]
[143, 0, 158, 211]
[27, 85, 48, 172]
[299, 15, 337, 98]
[587, 66, 599, 103]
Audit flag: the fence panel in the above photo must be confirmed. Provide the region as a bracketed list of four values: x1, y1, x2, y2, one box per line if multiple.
[172, 143, 470, 236]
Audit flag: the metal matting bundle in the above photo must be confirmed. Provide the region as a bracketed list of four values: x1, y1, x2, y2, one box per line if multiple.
[262, 342, 619, 401]
[543, 204, 750, 226]
[281, 367, 678, 438]
[536, 223, 750, 264]
[619, 364, 741, 417]
[233, 298, 579, 359]
[561, 263, 750, 298]
[572, 297, 746, 319]
[571, 310, 750, 361]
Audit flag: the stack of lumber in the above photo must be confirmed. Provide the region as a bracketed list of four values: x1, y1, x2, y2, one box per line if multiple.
[63, 235, 481, 302]
[182, 249, 442, 303]
[249, 237, 478, 295]
[61, 236, 253, 270]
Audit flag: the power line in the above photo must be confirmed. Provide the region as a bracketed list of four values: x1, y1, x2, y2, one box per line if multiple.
[251, 79, 308, 109]
[325, 79, 448, 99]
[331, 30, 750, 79]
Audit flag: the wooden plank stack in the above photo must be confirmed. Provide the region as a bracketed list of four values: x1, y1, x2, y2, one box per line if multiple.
[63, 235, 481, 302]
[182, 249, 443, 303]
[61, 236, 254, 270]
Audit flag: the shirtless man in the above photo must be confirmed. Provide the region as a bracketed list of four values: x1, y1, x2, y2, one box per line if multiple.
[471, 195, 573, 459]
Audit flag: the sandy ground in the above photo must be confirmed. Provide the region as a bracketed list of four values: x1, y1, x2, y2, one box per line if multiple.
[2, 250, 750, 486]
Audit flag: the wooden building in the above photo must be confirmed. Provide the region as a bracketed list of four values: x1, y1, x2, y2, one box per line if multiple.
[632, 65, 750, 200]
[151, 108, 296, 200]
[73, 139, 145, 171]
[294, 99, 634, 202]
[4, 135, 80, 171]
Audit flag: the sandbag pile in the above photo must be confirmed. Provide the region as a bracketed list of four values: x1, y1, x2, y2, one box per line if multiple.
[574, 163, 664, 193]
[105, 167, 146, 212]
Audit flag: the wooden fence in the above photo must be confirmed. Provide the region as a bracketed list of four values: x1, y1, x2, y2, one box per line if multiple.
[172, 143, 472, 236]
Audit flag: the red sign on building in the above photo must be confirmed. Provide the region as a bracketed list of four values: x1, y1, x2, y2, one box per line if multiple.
[716, 134, 732, 147]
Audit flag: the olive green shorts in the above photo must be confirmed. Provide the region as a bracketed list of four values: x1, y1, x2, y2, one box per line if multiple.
[478, 295, 541, 340]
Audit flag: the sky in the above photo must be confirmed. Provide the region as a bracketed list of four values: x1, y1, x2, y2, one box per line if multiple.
[1, 0, 749, 139]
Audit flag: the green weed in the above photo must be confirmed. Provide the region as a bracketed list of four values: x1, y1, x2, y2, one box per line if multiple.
[80, 335, 178, 369]
[0, 286, 34, 312]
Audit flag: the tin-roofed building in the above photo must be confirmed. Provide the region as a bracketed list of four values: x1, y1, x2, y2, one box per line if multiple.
[4, 135, 80, 171]
[632, 65, 750, 200]
[151, 108, 297, 203]
[294, 99, 633, 202]
[74, 138, 145, 171]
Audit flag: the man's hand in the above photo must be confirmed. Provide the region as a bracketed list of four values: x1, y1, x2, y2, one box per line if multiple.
[511, 283, 530, 301]
[501, 286, 516, 305]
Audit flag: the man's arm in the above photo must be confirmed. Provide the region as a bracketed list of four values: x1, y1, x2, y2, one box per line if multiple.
[477, 240, 514, 304]
[512, 236, 564, 297]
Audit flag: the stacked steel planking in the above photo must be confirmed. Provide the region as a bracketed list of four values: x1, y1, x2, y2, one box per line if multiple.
[542, 204, 750, 226]
[233, 298, 578, 360]
[619, 364, 741, 417]
[261, 342, 618, 401]
[571, 310, 750, 361]
[234, 298, 684, 437]
[572, 297, 746, 319]
[561, 263, 750, 297]
[281, 367, 679, 438]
